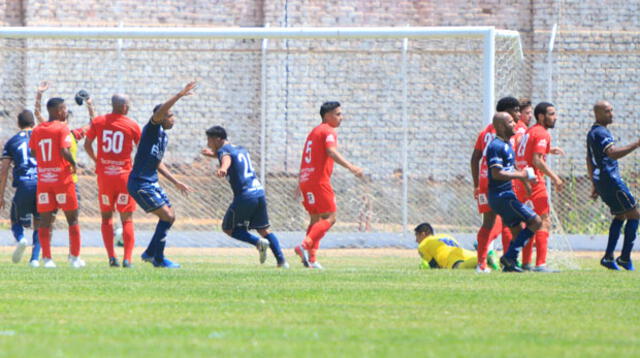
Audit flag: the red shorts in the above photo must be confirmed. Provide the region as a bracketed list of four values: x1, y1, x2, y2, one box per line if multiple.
[300, 182, 336, 214]
[514, 181, 549, 216]
[97, 174, 136, 213]
[37, 181, 78, 212]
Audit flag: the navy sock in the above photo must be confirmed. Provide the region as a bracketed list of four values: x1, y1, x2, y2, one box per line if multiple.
[147, 220, 172, 262]
[505, 228, 534, 261]
[11, 223, 24, 242]
[231, 228, 260, 246]
[620, 219, 638, 261]
[265, 233, 285, 264]
[30, 230, 40, 261]
[605, 219, 624, 259]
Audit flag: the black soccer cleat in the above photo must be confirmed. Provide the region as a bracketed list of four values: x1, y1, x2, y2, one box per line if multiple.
[122, 259, 132, 268]
[500, 256, 524, 273]
[109, 257, 120, 268]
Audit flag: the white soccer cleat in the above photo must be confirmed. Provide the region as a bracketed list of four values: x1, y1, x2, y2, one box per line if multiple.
[277, 261, 290, 269]
[309, 261, 324, 270]
[68, 255, 86, 268]
[12, 238, 28, 263]
[256, 238, 269, 264]
[475, 265, 491, 274]
[43, 259, 56, 268]
[29, 259, 40, 268]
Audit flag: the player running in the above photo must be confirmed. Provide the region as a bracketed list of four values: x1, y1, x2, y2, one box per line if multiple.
[295, 101, 363, 269]
[587, 101, 640, 271]
[84, 94, 141, 268]
[486, 112, 541, 272]
[514, 102, 564, 272]
[415, 222, 498, 270]
[470, 96, 521, 272]
[29, 97, 84, 268]
[202, 126, 288, 268]
[0, 110, 40, 267]
[128, 82, 195, 269]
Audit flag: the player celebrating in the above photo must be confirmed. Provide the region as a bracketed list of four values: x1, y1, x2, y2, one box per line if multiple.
[128, 82, 195, 269]
[202, 126, 288, 267]
[470, 96, 521, 272]
[29, 98, 84, 268]
[0, 110, 40, 267]
[85, 94, 141, 268]
[514, 102, 563, 272]
[415, 222, 499, 270]
[587, 101, 640, 271]
[486, 112, 541, 272]
[295, 101, 363, 269]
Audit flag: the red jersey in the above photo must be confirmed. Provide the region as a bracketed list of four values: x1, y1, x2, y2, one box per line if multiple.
[473, 123, 496, 191]
[86, 113, 141, 177]
[29, 120, 73, 185]
[299, 123, 338, 185]
[511, 120, 528, 149]
[515, 123, 551, 182]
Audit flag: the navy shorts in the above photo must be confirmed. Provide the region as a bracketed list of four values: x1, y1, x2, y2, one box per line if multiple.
[489, 190, 537, 227]
[222, 195, 270, 231]
[594, 177, 637, 215]
[11, 183, 38, 227]
[127, 180, 171, 213]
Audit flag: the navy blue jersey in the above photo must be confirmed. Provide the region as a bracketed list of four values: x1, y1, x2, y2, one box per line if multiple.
[130, 120, 168, 183]
[217, 144, 264, 199]
[486, 136, 516, 194]
[587, 124, 619, 180]
[2, 130, 37, 187]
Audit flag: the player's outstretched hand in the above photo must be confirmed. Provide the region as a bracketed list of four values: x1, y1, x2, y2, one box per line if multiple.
[550, 147, 565, 155]
[351, 165, 364, 178]
[553, 177, 564, 192]
[179, 81, 198, 97]
[201, 148, 215, 158]
[176, 181, 192, 195]
[37, 81, 49, 93]
[215, 168, 227, 178]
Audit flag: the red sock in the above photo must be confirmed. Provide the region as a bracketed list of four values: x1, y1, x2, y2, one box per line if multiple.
[69, 224, 81, 257]
[501, 224, 513, 253]
[476, 226, 492, 269]
[39, 227, 52, 259]
[101, 218, 115, 259]
[522, 236, 534, 266]
[307, 219, 332, 262]
[535, 230, 549, 266]
[122, 220, 135, 261]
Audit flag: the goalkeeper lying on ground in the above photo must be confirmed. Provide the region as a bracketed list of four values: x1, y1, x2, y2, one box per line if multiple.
[415, 222, 498, 270]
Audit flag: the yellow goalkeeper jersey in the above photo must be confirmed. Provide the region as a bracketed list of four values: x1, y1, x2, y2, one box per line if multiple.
[417, 234, 475, 269]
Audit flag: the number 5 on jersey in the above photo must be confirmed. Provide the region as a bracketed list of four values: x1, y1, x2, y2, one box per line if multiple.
[102, 130, 124, 154]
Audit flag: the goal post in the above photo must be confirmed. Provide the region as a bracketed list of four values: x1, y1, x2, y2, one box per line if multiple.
[0, 26, 524, 246]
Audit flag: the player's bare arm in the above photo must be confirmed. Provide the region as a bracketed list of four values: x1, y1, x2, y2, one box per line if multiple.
[470, 148, 482, 191]
[550, 147, 565, 155]
[216, 154, 231, 178]
[604, 140, 640, 160]
[532, 152, 564, 190]
[34, 81, 49, 123]
[83, 136, 97, 162]
[0, 158, 12, 209]
[326, 146, 363, 178]
[490, 165, 535, 184]
[586, 153, 598, 199]
[158, 162, 192, 195]
[61, 147, 77, 174]
[151, 81, 197, 125]
[201, 148, 216, 158]
[85, 97, 97, 122]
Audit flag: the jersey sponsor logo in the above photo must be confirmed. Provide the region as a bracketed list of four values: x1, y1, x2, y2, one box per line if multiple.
[56, 193, 67, 204]
[40, 172, 58, 183]
[326, 134, 335, 143]
[537, 139, 547, 148]
[150, 143, 165, 159]
[306, 192, 315, 205]
[101, 195, 110, 205]
[104, 165, 122, 176]
[38, 193, 49, 204]
[117, 193, 129, 205]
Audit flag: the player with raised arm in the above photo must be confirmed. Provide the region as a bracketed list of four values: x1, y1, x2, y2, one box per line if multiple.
[514, 102, 564, 272]
[128, 82, 195, 269]
[202, 126, 288, 267]
[470, 97, 521, 272]
[29, 98, 84, 268]
[84, 94, 141, 268]
[0, 110, 40, 267]
[295, 101, 363, 269]
[486, 112, 542, 272]
[587, 101, 640, 271]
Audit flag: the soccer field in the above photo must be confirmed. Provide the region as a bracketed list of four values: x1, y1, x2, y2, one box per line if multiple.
[1, 248, 638, 357]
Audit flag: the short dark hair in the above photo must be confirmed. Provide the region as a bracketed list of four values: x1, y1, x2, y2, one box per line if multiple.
[320, 101, 340, 118]
[153, 104, 163, 113]
[205, 125, 227, 139]
[534, 102, 554, 122]
[17, 110, 35, 128]
[496, 96, 520, 112]
[519, 98, 532, 109]
[46, 97, 65, 111]
[414, 222, 434, 235]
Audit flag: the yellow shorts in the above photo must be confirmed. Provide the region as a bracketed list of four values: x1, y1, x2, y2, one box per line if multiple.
[446, 248, 477, 269]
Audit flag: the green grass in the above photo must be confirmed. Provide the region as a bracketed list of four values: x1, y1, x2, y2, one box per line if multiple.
[1, 250, 639, 357]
